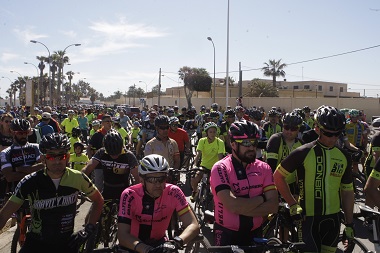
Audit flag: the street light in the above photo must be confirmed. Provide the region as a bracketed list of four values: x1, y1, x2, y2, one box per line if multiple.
[207, 37, 216, 103]
[30, 40, 52, 105]
[24, 62, 39, 76]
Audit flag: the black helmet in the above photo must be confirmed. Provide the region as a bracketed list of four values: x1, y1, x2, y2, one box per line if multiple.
[224, 109, 235, 117]
[282, 112, 303, 127]
[268, 109, 279, 117]
[103, 130, 124, 156]
[71, 127, 82, 138]
[186, 110, 196, 119]
[211, 103, 218, 109]
[292, 108, 305, 120]
[73, 142, 85, 150]
[210, 111, 219, 119]
[234, 106, 245, 113]
[248, 109, 263, 121]
[39, 133, 70, 154]
[229, 121, 258, 142]
[316, 105, 346, 131]
[154, 115, 170, 126]
[10, 119, 30, 131]
[303, 106, 311, 113]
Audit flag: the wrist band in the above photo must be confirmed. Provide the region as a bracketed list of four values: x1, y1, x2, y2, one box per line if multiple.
[134, 241, 143, 252]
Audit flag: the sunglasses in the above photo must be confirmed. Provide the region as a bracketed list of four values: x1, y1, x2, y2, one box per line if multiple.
[144, 176, 167, 184]
[283, 125, 299, 131]
[320, 128, 342, 137]
[14, 131, 29, 135]
[45, 153, 68, 161]
[235, 139, 258, 147]
[158, 125, 169, 130]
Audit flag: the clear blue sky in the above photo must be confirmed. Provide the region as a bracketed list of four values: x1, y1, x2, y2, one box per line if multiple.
[1, 0, 380, 99]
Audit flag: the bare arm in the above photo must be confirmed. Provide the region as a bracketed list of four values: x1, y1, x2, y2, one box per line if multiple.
[177, 209, 200, 244]
[173, 153, 180, 170]
[2, 164, 42, 182]
[273, 170, 298, 206]
[341, 189, 354, 224]
[217, 188, 278, 217]
[194, 150, 202, 167]
[130, 166, 140, 184]
[364, 177, 380, 209]
[81, 158, 100, 176]
[0, 200, 22, 230]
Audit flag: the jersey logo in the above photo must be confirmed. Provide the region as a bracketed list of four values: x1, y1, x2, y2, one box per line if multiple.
[330, 162, 344, 177]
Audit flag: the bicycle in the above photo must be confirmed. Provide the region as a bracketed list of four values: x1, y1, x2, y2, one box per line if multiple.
[192, 167, 214, 228]
[352, 204, 380, 250]
[10, 203, 31, 253]
[84, 199, 119, 252]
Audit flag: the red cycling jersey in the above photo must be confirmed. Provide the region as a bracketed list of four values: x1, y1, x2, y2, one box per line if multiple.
[118, 183, 190, 243]
[210, 155, 276, 232]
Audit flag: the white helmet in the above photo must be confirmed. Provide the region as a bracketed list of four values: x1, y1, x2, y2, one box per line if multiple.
[138, 154, 169, 175]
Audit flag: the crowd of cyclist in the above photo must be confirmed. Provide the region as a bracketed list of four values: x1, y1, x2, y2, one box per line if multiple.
[0, 102, 378, 253]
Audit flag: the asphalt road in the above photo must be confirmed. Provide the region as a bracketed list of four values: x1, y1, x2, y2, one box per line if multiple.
[1, 170, 379, 253]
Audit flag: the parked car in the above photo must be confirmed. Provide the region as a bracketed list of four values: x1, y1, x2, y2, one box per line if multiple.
[372, 117, 380, 128]
[125, 107, 141, 119]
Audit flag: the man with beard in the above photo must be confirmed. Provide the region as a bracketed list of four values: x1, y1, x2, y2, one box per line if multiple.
[210, 121, 278, 246]
[1, 119, 44, 191]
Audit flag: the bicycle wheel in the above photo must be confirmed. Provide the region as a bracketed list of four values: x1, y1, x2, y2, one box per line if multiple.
[265, 237, 285, 253]
[103, 204, 118, 247]
[336, 236, 369, 253]
[84, 222, 102, 252]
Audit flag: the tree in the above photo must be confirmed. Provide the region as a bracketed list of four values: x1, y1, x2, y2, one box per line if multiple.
[90, 94, 96, 105]
[53, 50, 70, 104]
[178, 66, 212, 108]
[261, 59, 287, 87]
[247, 78, 278, 97]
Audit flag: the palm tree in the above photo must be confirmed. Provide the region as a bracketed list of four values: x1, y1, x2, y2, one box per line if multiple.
[261, 59, 287, 87]
[53, 50, 70, 104]
[36, 56, 47, 105]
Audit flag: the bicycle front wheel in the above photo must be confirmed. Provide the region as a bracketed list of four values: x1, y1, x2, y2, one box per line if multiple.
[336, 236, 369, 253]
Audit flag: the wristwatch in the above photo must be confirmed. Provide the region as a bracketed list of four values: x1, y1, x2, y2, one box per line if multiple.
[173, 236, 184, 248]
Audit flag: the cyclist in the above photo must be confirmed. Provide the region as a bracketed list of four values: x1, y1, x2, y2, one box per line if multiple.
[60, 110, 79, 137]
[274, 105, 354, 253]
[190, 122, 225, 202]
[262, 109, 282, 140]
[1, 119, 44, 191]
[247, 108, 266, 160]
[219, 109, 235, 154]
[136, 110, 157, 158]
[363, 130, 380, 207]
[168, 116, 190, 168]
[82, 129, 139, 200]
[0, 133, 104, 253]
[303, 106, 315, 129]
[145, 115, 180, 170]
[118, 154, 200, 253]
[364, 157, 380, 210]
[70, 142, 89, 171]
[345, 109, 368, 175]
[210, 121, 278, 246]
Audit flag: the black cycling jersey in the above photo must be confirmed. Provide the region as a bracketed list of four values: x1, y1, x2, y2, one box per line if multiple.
[93, 148, 138, 199]
[0, 143, 40, 170]
[9, 168, 97, 244]
[0, 132, 13, 147]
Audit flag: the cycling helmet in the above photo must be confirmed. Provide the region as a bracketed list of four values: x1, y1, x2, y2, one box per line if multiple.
[154, 115, 170, 126]
[224, 109, 235, 117]
[203, 113, 210, 119]
[173, 106, 179, 110]
[292, 108, 305, 120]
[234, 106, 245, 113]
[181, 106, 187, 111]
[10, 118, 30, 131]
[190, 106, 196, 111]
[229, 121, 258, 142]
[68, 110, 75, 114]
[248, 109, 263, 121]
[71, 127, 82, 138]
[138, 154, 169, 175]
[133, 121, 141, 127]
[282, 112, 303, 127]
[203, 122, 217, 132]
[200, 105, 206, 110]
[210, 111, 219, 119]
[315, 105, 346, 131]
[169, 116, 179, 125]
[348, 109, 359, 117]
[186, 110, 196, 119]
[39, 133, 71, 154]
[303, 106, 311, 113]
[103, 130, 124, 156]
[92, 120, 100, 126]
[74, 142, 85, 150]
[268, 109, 279, 117]
[211, 103, 218, 109]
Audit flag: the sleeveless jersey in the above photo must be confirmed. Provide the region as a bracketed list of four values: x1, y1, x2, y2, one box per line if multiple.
[118, 183, 190, 243]
[276, 141, 353, 216]
[9, 168, 97, 242]
[210, 155, 276, 232]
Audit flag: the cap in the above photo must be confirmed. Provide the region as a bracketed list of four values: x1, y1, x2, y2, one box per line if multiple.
[42, 112, 51, 119]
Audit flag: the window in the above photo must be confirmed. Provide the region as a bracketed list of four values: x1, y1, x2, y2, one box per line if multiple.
[340, 87, 344, 92]
[329, 86, 333, 92]
[318, 85, 323, 91]
[293, 86, 299, 89]
[304, 85, 310, 90]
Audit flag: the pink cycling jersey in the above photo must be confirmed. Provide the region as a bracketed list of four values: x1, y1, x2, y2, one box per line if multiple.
[118, 183, 190, 242]
[210, 155, 276, 232]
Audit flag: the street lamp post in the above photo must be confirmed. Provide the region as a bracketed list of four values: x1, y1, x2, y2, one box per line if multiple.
[24, 62, 39, 76]
[207, 37, 216, 103]
[30, 40, 52, 106]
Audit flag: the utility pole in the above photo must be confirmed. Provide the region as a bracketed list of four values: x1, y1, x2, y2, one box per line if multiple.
[238, 62, 242, 98]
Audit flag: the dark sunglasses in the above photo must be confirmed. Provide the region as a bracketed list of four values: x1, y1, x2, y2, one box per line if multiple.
[235, 139, 258, 147]
[14, 131, 29, 135]
[144, 176, 167, 184]
[45, 153, 68, 161]
[158, 125, 169, 130]
[320, 128, 342, 137]
[283, 125, 299, 131]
